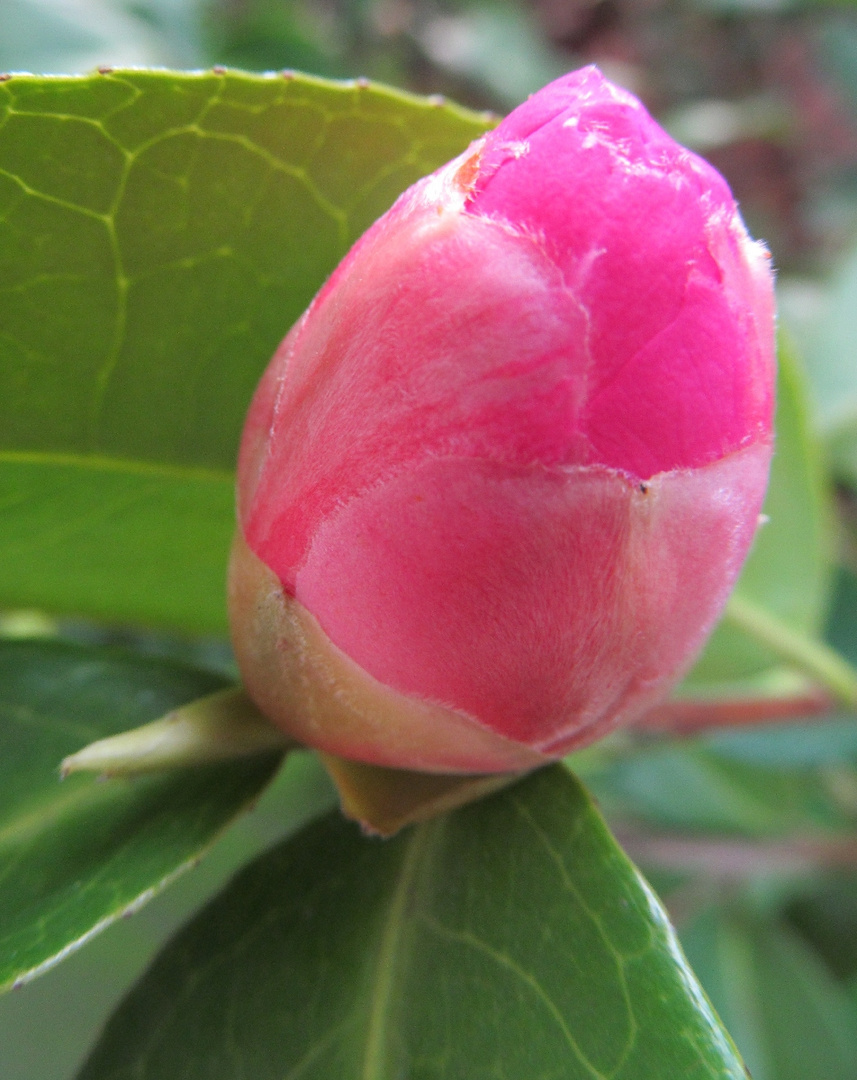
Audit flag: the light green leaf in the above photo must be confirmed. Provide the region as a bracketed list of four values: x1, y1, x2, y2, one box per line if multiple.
[0, 69, 491, 631]
[0, 0, 205, 73]
[582, 739, 854, 837]
[77, 765, 747, 1080]
[784, 257, 857, 437]
[780, 247, 857, 493]
[681, 906, 857, 1080]
[684, 337, 833, 688]
[0, 637, 285, 993]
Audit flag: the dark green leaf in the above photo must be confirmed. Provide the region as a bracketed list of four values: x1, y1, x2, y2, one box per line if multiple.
[684, 338, 833, 688]
[0, 637, 284, 992]
[0, 749, 336, 1080]
[78, 765, 746, 1080]
[205, 0, 345, 77]
[825, 566, 857, 667]
[0, 69, 491, 631]
[681, 905, 857, 1080]
[786, 872, 857, 983]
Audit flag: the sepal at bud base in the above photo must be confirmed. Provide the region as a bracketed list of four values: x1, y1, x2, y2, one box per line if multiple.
[318, 753, 519, 837]
[60, 687, 292, 778]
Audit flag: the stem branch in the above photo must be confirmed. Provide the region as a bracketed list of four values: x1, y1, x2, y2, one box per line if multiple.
[725, 594, 857, 709]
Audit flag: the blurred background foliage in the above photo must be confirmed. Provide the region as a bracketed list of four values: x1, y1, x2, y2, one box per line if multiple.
[4, 2, 857, 1079]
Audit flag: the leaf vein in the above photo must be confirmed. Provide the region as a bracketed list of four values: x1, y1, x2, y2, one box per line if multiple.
[418, 914, 609, 1080]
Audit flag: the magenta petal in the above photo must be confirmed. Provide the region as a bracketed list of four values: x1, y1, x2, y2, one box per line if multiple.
[242, 209, 591, 587]
[295, 444, 771, 751]
[466, 65, 773, 476]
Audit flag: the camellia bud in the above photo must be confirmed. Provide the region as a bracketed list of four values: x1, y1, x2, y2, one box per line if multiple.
[229, 67, 775, 774]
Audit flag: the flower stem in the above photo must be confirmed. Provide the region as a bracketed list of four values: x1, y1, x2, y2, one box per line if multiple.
[724, 594, 857, 708]
[616, 826, 857, 877]
[640, 688, 833, 735]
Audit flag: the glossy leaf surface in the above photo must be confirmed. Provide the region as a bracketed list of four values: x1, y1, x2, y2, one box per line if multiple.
[0, 69, 490, 631]
[78, 766, 746, 1080]
[0, 638, 283, 992]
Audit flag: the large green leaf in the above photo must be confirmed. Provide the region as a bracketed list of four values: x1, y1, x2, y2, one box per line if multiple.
[77, 765, 746, 1080]
[684, 337, 833, 688]
[0, 638, 285, 992]
[0, 69, 491, 631]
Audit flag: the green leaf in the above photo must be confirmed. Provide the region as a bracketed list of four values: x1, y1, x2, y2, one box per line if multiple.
[77, 765, 746, 1080]
[684, 336, 833, 689]
[787, 873, 857, 983]
[582, 740, 854, 837]
[826, 566, 857, 668]
[780, 248, 857, 491]
[0, 637, 284, 993]
[785, 254, 857, 440]
[0, 69, 491, 632]
[0, 749, 337, 1080]
[681, 905, 857, 1080]
[204, 0, 346, 77]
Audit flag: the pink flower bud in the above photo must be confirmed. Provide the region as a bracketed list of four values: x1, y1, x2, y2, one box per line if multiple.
[229, 67, 775, 774]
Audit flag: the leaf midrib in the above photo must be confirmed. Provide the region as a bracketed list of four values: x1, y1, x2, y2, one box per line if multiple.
[361, 821, 440, 1080]
[0, 779, 120, 853]
[0, 449, 234, 485]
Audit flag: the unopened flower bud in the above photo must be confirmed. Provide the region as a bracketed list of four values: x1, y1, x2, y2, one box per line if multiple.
[229, 67, 775, 773]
